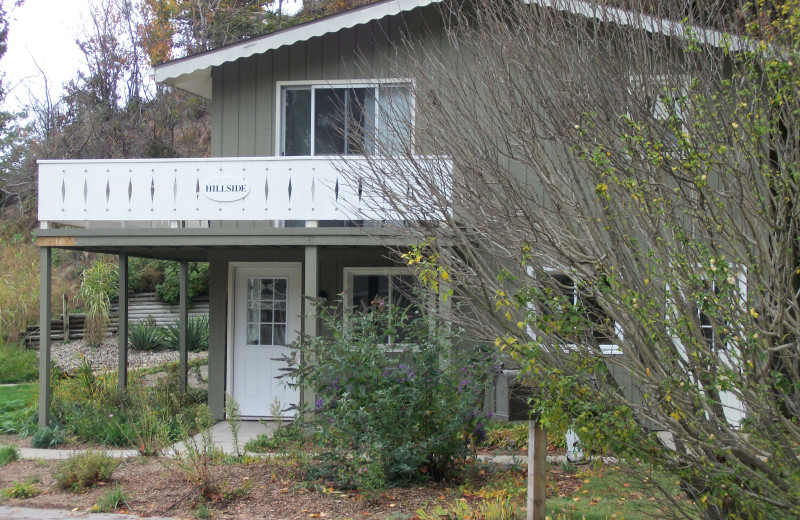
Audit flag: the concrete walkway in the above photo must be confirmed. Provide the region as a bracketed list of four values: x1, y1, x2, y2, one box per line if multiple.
[0, 505, 181, 519]
[15, 420, 278, 461]
[168, 419, 277, 456]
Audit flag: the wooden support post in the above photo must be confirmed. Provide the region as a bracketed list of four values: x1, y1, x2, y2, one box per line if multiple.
[179, 260, 189, 393]
[118, 253, 129, 391]
[38, 248, 52, 428]
[528, 420, 547, 520]
[62, 294, 69, 342]
[303, 246, 318, 409]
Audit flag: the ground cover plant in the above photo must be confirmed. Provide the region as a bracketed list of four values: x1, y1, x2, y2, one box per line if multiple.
[0, 477, 41, 499]
[52, 450, 119, 491]
[30, 426, 65, 449]
[290, 301, 495, 492]
[93, 482, 129, 513]
[0, 445, 18, 466]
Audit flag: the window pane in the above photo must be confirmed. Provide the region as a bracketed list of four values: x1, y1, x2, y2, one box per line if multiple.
[260, 279, 274, 300]
[283, 89, 311, 156]
[346, 88, 368, 154]
[273, 325, 286, 345]
[391, 275, 416, 308]
[273, 301, 287, 325]
[261, 324, 273, 345]
[352, 274, 389, 310]
[247, 305, 259, 323]
[362, 88, 377, 153]
[377, 86, 412, 154]
[247, 323, 259, 345]
[315, 88, 346, 155]
[273, 279, 287, 300]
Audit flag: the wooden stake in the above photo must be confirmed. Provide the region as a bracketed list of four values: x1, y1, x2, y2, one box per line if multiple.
[528, 420, 547, 520]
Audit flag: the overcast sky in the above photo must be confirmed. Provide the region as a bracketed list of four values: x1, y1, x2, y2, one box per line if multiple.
[2, 0, 93, 112]
[2, 0, 302, 114]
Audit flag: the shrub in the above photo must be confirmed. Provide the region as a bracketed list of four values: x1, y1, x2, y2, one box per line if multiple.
[162, 316, 209, 352]
[0, 341, 37, 384]
[31, 426, 66, 448]
[78, 260, 119, 346]
[156, 262, 209, 305]
[0, 445, 19, 466]
[128, 318, 165, 351]
[1, 478, 41, 499]
[94, 482, 129, 512]
[51, 363, 207, 448]
[128, 258, 168, 293]
[52, 450, 119, 491]
[290, 300, 494, 489]
[245, 422, 304, 453]
[176, 405, 224, 499]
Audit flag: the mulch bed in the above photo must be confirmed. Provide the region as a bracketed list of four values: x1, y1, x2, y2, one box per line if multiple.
[0, 453, 585, 519]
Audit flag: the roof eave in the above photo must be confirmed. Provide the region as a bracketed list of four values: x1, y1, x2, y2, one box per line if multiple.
[153, 0, 441, 98]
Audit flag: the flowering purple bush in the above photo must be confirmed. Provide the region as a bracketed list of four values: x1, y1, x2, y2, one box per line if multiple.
[290, 300, 494, 488]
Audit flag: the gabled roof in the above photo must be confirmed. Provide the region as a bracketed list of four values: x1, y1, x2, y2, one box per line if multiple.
[153, 0, 740, 99]
[153, 0, 441, 98]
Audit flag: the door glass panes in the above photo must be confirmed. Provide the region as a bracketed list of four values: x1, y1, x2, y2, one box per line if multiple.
[246, 277, 289, 345]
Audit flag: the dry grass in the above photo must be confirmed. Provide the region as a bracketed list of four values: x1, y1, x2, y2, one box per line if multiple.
[0, 237, 79, 342]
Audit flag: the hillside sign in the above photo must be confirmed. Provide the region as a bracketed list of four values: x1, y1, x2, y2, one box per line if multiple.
[202, 176, 250, 202]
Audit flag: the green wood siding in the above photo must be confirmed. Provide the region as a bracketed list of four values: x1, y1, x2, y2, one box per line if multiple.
[210, 5, 447, 158]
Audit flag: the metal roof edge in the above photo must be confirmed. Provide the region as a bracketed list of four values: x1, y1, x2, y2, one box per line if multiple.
[154, 0, 440, 93]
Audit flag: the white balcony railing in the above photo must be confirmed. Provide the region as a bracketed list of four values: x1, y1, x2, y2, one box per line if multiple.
[38, 156, 451, 229]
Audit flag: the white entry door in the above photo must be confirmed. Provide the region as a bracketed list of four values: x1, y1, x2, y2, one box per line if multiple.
[231, 264, 301, 418]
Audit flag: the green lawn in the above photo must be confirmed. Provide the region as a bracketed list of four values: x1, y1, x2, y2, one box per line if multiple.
[546, 464, 695, 519]
[0, 342, 38, 384]
[0, 383, 37, 405]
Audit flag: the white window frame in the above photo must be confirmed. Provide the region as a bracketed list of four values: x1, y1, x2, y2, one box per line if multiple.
[553, 272, 622, 355]
[275, 79, 416, 157]
[667, 265, 748, 427]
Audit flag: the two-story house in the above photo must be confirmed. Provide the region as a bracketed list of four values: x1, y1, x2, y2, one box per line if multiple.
[36, 0, 451, 425]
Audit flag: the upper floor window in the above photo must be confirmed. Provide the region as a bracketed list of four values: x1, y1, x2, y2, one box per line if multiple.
[280, 81, 412, 156]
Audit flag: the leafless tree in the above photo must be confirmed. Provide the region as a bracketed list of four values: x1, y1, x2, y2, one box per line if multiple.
[345, 0, 800, 517]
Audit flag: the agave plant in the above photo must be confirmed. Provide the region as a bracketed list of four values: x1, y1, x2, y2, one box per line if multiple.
[127, 318, 165, 351]
[162, 316, 209, 352]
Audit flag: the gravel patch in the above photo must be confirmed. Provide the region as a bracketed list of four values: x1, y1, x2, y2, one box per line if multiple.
[48, 336, 208, 373]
